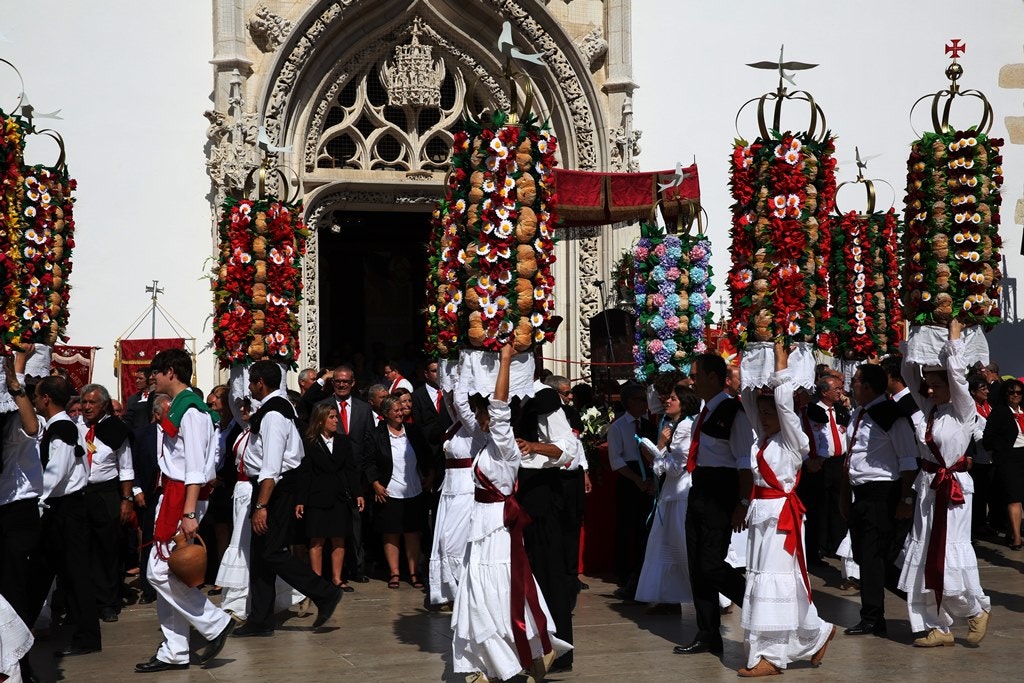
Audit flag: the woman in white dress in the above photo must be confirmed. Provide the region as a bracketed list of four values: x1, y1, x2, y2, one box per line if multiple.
[451, 345, 570, 682]
[0, 593, 32, 683]
[737, 343, 835, 677]
[428, 392, 479, 607]
[635, 384, 699, 608]
[898, 319, 992, 647]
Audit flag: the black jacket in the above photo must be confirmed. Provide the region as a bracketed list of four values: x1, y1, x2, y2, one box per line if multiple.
[365, 421, 432, 488]
[297, 433, 361, 508]
[983, 404, 1022, 455]
[131, 423, 161, 497]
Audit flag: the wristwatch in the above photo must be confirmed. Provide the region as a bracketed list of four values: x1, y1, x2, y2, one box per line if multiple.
[903, 496, 914, 505]
[7, 385, 25, 397]
[182, 511, 197, 519]
[254, 503, 268, 510]
[122, 495, 134, 502]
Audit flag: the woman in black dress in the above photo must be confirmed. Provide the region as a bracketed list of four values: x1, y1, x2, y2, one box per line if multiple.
[982, 378, 1024, 550]
[295, 403, 365, 590]
[366, 396, 433, 589]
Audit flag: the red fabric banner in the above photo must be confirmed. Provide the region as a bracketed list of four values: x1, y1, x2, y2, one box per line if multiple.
[117, 338, 184, 401]
[554, 166, 702, 227]
[50, 345, 97, 394]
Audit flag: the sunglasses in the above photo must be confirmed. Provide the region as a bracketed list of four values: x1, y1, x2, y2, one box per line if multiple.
[1007, 390, 1023, 396]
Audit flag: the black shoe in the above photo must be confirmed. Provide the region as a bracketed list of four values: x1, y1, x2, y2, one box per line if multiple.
[313, 588, 343, 628]
[232, 623, 274, 638]
[198, 620, 234, 665]
[612, 587, 635, 601]
[55, 645, 101, 657]
[135, 658, 189, 673]
[672, 638, 723, 656]
[138, 594, 157, 605]
[577, 579, 590, 590]
[100, 608, 119, 623]
[844, 619, 887, 636]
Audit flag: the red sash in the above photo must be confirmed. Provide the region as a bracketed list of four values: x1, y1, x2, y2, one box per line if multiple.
[751, 440, 811, 603]
[921, 407, 969, 611]
[473, 464, 551, 669]
[153, 478, 186, 559]
[447, 458, 473, 469]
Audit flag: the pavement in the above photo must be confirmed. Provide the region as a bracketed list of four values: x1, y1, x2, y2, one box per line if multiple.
[24, 538, 1024, 682]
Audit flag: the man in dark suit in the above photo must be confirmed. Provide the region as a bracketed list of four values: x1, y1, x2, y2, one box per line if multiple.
[123, 368, 152, 430]
[320, 365, 375, 581]
[131, 393, 170, 604]
[411, 361, 452, 464]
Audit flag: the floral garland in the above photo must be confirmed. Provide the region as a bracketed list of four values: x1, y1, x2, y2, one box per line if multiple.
[903, 130, 1003, 326]
[423, 197, 461, 359]
[727, 132, 837, 349]
[827, 209, 902, 359]
[632, 222, 715, 382]
[445, 112, 558, 352]
[16, 166, 77, 345]
[212, 196, 309, 368]
[0, 111, 27, 352]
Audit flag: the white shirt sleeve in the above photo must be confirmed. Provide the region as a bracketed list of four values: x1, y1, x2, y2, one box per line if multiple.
[536, 408, 572, 467]
[181, 410, 211, 486]
[730, 408, 756, 470]
[257, 412, 289, 483]
[116, 442, 135, 482]
[41, 440, 77, 501]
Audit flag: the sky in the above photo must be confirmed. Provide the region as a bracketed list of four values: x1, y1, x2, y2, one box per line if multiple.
[2, 0, 1023, 393]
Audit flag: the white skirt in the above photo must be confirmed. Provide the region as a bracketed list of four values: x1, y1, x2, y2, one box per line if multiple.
[216, 480, 253, 589]
[741, 501, 832, 669]
[635, 489, 691, 604]
[0, 594, 32, 679]
[835, 532, 860, 581]
[429, 468, 475, 605]
[451, 510, 571, 681]
[897, 470, 989, 630]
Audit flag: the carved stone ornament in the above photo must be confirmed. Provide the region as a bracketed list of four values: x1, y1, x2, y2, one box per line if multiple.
[249, 4, 293, 54]
[609, 126, 642, 172]
[380, 17, 445, 107]
[205, 73, 262, 210]
[576, 27, 608, 72]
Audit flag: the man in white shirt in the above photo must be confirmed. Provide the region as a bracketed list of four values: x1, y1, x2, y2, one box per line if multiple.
[383, 360, 414, 394]
[80, 383, 135, 622]
[27, 375, 101, 657]
[135, 349, 233, 673]
[606, 383, 657, 596]
[841, 363, 919, 637]
[674, 354, 755, 657]
[0, 352, 43, 682]
[235, 360, 342, 638]
[799, 375, 851, 564]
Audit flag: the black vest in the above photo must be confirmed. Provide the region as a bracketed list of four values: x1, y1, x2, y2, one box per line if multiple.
[250, 395, 296, 436]
[700, 397, 744, 441]
[40, 418, 84, 467]
[865, 399, 907, 432]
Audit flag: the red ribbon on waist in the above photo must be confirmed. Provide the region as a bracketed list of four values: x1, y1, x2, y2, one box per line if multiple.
[922, 406, 969, 611]
[448, 458, 474, 469]
[473, 464, 551, 670]
[752, 441, 811, 603]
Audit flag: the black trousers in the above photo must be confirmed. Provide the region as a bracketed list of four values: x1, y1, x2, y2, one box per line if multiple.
[138, 493, 158, 600]
[614, 462, 651, 586]
[28, 492, 101, 649]
[84, 479, 122, 612]
[0, 497, 41, 624]
[518, 468, 573, 665]
[970, 462, 996, 532]
[686, 467, 746, 644]
[799, 457, 848, 558]
[560, 468, 585, 609]
[849, 480, 906, 624]
[249, 472, 337, 629]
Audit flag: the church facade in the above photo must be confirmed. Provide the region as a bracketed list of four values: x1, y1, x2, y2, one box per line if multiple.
[206, 0, 641, 376]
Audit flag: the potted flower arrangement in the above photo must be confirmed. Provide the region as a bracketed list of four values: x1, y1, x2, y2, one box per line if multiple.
[211, 196, 309, 368]
[632, 222, 715, 382]
[827, 208, 902, 359]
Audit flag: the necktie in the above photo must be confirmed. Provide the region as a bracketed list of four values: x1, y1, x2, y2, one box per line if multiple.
[435, 390, 442, 413]
[686, 407, 708, 473]
[828, 407, 843, 457]
[85, 424, 97, 468]
[339, 400, 349, 435]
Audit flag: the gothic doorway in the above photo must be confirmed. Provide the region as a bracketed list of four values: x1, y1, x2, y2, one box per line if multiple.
[317, 209, 430, 371]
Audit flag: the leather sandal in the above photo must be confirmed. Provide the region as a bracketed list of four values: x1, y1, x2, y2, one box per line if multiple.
[410, 574, 425, 590]
[387, 574, 401, 589]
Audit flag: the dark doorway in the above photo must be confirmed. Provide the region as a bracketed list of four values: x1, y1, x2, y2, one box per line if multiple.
[590, 308, 636, 401]
[318, 210, 430, 373]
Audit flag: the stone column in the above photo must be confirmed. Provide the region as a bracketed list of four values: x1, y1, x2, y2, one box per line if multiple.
[999, 54, 1024, 254]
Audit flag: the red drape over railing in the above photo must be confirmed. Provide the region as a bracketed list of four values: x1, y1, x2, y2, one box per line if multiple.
[554, 165, 701, 227]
